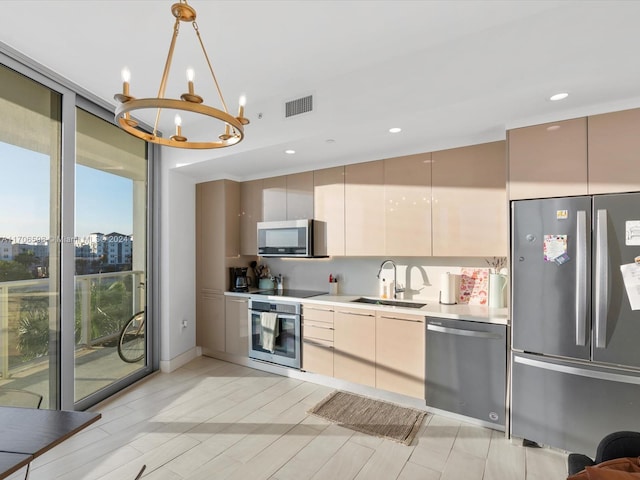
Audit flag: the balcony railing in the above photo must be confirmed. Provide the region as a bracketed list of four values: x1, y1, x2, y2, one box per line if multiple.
[0, 270, 144, 379]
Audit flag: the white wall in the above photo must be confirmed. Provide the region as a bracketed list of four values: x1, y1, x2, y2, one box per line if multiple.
[159, 158, 197, 371]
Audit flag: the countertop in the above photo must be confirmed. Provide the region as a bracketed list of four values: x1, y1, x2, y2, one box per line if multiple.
[226, 290, 508, 325]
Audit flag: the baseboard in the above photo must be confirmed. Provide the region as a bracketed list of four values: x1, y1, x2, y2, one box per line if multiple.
[160, 347, 198, 373]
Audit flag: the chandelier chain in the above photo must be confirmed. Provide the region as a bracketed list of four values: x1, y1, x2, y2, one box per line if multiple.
[153, 17, 182, 135]
[192, 21, 230, 117]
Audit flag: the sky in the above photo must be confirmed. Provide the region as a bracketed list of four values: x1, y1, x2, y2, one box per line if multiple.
[0, 141, 134, 242]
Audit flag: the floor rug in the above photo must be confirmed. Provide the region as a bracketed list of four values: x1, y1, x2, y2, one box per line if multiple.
[307, 391, 426, 445]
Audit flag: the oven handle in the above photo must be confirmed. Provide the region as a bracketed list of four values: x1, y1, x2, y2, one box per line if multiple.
[251, 311, 299, 321]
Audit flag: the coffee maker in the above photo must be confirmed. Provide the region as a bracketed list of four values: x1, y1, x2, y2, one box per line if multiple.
[229, 267, 250, 292]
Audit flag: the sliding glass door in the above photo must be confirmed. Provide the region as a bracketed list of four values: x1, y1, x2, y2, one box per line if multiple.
[0, 55, 154, 410]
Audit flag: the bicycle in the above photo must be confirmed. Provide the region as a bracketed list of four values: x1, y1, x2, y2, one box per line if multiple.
[117, 311, 145, 363]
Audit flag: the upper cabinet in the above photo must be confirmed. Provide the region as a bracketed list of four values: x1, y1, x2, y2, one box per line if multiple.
[314, 166, 345, 256]
[262, 175, 287, 222]
[508, 118, 588, 200]
[240, 179, 262, 256]
[286, 171, 314, 220]
[196, 180, 240, 292]
[345, 160, 385, 256]
[588, 108, 640, 195]
[432, 141, 507, 257]
[262, 172, 314, 222]
[384, 153, 432, 256]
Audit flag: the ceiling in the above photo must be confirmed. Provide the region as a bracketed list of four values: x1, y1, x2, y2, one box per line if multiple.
[2, 1, 640, 182]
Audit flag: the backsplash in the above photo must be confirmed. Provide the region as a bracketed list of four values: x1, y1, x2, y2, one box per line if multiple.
[247, 256, 498, 302]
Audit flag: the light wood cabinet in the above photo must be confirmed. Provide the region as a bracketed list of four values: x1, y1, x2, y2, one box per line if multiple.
[197, 291, 225, 353]
[225, 296, 249, 357]
[262, 175, 287, 221]
[588, 108, 640, 194]
[286, 171, 314, 220]
[313, 166, 345, 256]
[196, 179, 240, 353]
[302, 304, 334, 377]
[240, 179, 262, 255]
[384, 153, 432, 256]
[432, 141, 507, 257]
[375, 311, 425, 399]
[334, 307, 376, 387]
[262, 173, 314, 222]
[345, 161, 385, 256]
[508, 118, 588, 200]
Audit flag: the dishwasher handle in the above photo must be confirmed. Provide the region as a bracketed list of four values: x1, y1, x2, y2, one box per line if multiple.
[427, 323, 503, 340]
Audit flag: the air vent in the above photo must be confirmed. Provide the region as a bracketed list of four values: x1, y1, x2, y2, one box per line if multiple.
[285, 95, 313, 118]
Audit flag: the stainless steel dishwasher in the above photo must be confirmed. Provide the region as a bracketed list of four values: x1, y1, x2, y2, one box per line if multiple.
[426, 317, 507, 428]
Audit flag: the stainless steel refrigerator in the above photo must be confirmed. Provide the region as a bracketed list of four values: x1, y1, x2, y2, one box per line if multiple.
[511, 192, 640, 456]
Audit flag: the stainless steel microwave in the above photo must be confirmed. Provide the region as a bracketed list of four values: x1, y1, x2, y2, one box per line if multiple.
[257, 219, 315, 257]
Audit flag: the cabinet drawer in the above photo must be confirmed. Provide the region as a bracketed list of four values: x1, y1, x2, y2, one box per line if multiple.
[302, 339, 334, 377]
[302, 305, 334, 323]
[303, 322, 334, 342]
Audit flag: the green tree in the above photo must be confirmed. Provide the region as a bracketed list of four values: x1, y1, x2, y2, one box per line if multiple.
[14, 251, 36, 268]
[0, 260, 33, 282]
[17, 297, 49, 361]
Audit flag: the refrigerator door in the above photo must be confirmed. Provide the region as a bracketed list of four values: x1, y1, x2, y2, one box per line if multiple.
[592, 192, 640, 368]
[512, 197, 592, 359]
[512, 352, 640, 457]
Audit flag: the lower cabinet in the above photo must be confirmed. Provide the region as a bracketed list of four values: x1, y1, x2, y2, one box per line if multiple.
[197, 291, 225, 353]
[375, 312, 425, 398]
[302, 304, 335, 377]
[225, 296, 249, 357]
[334, 307, 376, 387]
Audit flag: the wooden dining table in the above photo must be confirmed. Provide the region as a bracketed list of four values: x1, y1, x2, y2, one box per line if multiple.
[0, 406, 101, 479]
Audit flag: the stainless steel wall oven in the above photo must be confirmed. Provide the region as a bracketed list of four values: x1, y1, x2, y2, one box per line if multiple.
[249, 299, 301, 369]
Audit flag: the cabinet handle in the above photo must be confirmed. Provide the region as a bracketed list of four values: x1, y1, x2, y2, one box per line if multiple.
[379, 315, 424, 323]
[304, 307, 334, 313]
[336, 310, 374, 317]
[228, 299, 247, 304]
[303, 322, 334, 330]
[303, 339, 334, 349]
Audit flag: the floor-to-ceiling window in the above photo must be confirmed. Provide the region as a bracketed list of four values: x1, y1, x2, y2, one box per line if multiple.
[0, 52, 154, 410]
[0, 64, 62, 409]
[73, 108, 148, 403]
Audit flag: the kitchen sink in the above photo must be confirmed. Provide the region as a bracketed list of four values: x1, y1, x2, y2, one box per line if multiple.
[350, 297, 426, 309]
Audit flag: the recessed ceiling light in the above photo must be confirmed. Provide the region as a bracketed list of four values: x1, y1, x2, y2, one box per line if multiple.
[389, 127, 402, 133]
[285, 149, 296, 155]
[549, 92, 569, 101]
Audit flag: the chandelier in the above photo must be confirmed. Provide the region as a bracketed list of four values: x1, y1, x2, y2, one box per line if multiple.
[113, 0, 249, 149]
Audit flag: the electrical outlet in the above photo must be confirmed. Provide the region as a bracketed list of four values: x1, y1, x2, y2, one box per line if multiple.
[181, 319, 188, 329]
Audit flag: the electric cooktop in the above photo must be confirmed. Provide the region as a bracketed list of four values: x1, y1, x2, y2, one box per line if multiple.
[252, 289, 326, 299]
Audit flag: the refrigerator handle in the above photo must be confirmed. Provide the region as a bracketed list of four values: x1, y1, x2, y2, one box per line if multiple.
[595, 209, 609, 349]
[575, 210, 587, 346]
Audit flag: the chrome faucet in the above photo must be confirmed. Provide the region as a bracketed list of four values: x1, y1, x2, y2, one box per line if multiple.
[377, 259, 404, 299]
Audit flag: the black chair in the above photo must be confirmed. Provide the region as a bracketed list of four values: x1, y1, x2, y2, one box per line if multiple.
[568, 431, 640, 475]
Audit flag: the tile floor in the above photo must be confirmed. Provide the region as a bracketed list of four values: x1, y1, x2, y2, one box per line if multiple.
[11, 356, 568, 479]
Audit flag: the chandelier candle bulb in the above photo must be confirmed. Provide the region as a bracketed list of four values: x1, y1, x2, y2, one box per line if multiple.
[186, 68, 195, 95]
[170, 114, 187, 142]
[237, 95, 249, 125]
[121, 68, 130, 95]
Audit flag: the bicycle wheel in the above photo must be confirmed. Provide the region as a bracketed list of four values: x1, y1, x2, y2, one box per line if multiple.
[117, 311, 145, 363]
